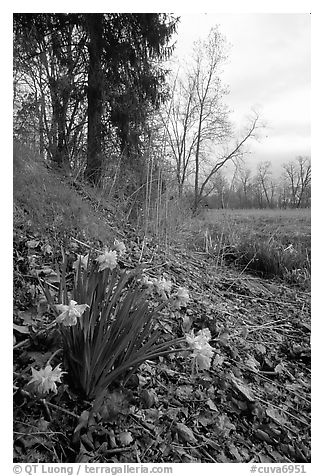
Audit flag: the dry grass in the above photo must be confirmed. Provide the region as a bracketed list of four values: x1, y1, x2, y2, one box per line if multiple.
[13, 142, 311, 287]
[13, 142, 114, 247]
[201, 208, 311, 286]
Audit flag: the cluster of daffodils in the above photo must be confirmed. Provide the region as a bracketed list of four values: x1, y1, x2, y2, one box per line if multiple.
[28, 239, 216, 397]
[186, 328, 215, 371]
[29, 242, 128, 395]
[141, 275, 172, 300]
[29, 299, 89, 394]
[141, 273, 190, 308]
[29, 364, 65, 395]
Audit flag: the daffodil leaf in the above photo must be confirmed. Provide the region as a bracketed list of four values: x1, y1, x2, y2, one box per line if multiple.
[13, 323, 30, 334]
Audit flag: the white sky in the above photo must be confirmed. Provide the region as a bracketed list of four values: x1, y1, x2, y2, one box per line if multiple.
[172, 13, 311, 176]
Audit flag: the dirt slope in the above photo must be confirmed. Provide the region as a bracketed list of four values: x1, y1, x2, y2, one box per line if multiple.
[13, 146, 310, 463]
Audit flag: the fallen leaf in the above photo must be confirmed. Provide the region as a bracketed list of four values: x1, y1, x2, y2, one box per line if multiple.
[245, 355, 260, 372]
[176, 422, 197, 444]
[75, 443, 93, 463]
[141, 389, 157, 408]
[266, 407, 289, 427]
[254, 429, 273, 444]
[74, 410, 90, 436]
[230, 374, 255, 402]
[227, 443, 243, 461]
[37, 418, 50, 432]
[175, 385, 193, 400]
[26, 240, 40, 248]
[206, 398, 218, 411]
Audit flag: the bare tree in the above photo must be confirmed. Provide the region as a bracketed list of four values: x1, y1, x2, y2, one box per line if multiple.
[191, 28, 231, 210]
[237, 164, 253, 208]
[163, 27, 262, 212]
[282, 161, 299, 207]
[296, 156, 311, 207]
[256, 161, 276, 208]
[282, 156, 311, 208]
[160, 72, 198, 197]
[197, 112, 260, 207]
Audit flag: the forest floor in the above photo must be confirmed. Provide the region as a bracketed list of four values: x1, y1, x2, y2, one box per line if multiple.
[13, 151, 311, 464]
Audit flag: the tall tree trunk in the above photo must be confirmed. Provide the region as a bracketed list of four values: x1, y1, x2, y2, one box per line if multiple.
[85, 14, 103, 185]
[193, 108, 203, 212]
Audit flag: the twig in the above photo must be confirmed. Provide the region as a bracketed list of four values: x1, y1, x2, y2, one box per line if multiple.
[103, 447, 132, 455]
[129, 414, 156, 439]
[44, 400, 79, 419]
[38, 278, 59, 291]
[71, 237, 100, 253]
[134, 442, 142, 463]
[201, 448, 218, 462]
[226, 253, 258, 293]
[254, 395, 311, 426]
[13, 338, 30, 350]
[14, 431, 67, 437]
[139, 236, 146, 263]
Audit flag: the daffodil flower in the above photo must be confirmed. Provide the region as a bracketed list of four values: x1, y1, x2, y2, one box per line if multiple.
[186, 328, 215, 371]
[174, 287, 190, 308]
[73, 254, 89, 270]
[55, 300, 89, 326]
[29, 364, 65, 394]
[113, 240, 126, 256]
[155, 277, 172, 300]
[97, 249, 118, 271]
[141, 274, 155, 288]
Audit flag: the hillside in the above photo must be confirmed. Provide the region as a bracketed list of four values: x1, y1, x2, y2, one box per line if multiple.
[13, 144, 311, 464]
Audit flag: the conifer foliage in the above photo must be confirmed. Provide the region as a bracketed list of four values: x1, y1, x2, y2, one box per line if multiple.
[13, 13, 178, 184]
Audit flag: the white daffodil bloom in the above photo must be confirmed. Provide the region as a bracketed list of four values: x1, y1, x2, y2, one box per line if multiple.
[56, 300, 89, 326]
[186, 328, 215, 371]
[29, 364, 65, 394]
[141, 275, 156, 288]
[155, 277, 172, 296]
[175, 287, 190, 308]
[72, 254, 89, 270]
[97, 249, 118, 271]
[113, 239, 126, 256]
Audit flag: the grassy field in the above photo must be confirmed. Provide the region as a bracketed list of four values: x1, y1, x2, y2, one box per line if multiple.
[200, 208, 311, 286]
[13, 142, 311, 288]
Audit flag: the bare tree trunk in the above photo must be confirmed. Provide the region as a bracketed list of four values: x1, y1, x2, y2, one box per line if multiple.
[85, 14, 103, 185]
[194, 107, 203, 212]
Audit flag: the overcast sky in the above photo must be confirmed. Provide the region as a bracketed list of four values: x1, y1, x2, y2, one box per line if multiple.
[172, 13, 311, 177]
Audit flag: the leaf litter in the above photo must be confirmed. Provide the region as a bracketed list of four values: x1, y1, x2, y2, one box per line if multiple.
[13, 224, 310, 463]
